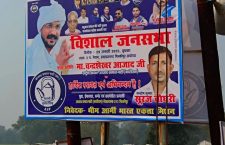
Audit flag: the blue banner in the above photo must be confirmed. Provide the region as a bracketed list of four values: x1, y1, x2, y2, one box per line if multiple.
[26, 0, 183, 122]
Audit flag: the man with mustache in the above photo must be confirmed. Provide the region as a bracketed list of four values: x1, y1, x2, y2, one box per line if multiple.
[132, 46, 178, 106]
[89, 7, 101, 24]
[27, 1, 74, 76]
[149, 0, 177, 24]
[130, 6, 148, 30]
[113, 8, 130, 31]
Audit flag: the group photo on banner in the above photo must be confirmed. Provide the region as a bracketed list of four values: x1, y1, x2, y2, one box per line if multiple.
[26, 0, 183, 122]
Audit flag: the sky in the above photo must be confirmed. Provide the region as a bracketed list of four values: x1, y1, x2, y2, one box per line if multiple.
[0, 0, 224, 129]
[0, 0, 25, 128]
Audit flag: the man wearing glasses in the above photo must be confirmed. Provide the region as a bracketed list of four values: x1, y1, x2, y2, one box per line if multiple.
[65, 11, 81, 35]
[113, 8, 130, 31]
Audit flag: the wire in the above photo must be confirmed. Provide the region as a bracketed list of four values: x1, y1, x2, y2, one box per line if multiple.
[165, 0, 169, 144]
[156, 0, 163, 145]
[156, 0, 169, 144]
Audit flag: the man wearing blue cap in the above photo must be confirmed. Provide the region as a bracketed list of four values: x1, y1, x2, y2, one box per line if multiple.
[27, 0, 74, 76]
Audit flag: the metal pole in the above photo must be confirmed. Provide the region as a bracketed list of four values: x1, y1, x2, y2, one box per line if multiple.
[100, 122, 110, 145]
[197, 0, 224, 145]
[66, 121, 81, 145]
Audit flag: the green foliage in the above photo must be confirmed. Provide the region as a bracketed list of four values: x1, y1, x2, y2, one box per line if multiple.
[108, 123, 119, 145]
[168, 124, 189, 145]
[12, 116, 66, 144]
[81, 122, 120, 145]
[0, 125, 22, 143]
[81, 122, 101, 144]
[168, 124, 210, 145]
[184, 124, 210, 145]
[111, 122, 149, 145]
[146, 123, 157, 144]
[9, 115, 210, 145]
[146, 123, 210, 145]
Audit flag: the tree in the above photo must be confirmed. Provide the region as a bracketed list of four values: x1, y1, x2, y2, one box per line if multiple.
[114, 122, 150, 145]
[109, 123, 119, 145]
[81, 122, 101, 145]
[168, 124, 189, 145]
[146, 123, 210, 145]
[13, 115, 66, 144]
[0, 125, 22, 143]
[80, 122, 120, 145]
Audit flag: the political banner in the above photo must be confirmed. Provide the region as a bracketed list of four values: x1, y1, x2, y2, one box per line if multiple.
[26, 0, 183, 122]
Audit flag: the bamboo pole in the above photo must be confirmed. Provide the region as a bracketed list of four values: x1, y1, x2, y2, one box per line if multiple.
[100, 122, 110, 145]
[158, 123, 167, 145]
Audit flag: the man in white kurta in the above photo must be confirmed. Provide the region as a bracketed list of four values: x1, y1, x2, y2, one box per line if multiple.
[78, 8, 89, 24]
[27, 0, 73, 76]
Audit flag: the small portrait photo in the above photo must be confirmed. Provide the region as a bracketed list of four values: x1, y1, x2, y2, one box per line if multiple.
[113, 8, 130, 31]
[81, 0, 87, 5]
[149, 0, 177, 25]
[101, 5, 113, 22]
[87, 0, 92, 5]
[74, 0, 81, 10]
[92, 0, 98, 4]
[130, 6, 148, 30]
[65, 11, 81, 36]
[132, 0, 143, 5]
[120, 0, 130, 6]
[98, 0, 105, 3]
[89, 7, 101, 24]
[78, 7, 89, 24]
